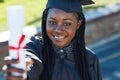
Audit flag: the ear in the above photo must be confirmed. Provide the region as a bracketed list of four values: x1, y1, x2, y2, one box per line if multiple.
[77, 20, 82, 29]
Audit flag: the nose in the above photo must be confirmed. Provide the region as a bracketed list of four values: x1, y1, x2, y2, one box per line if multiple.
[54, 24, 63, 32]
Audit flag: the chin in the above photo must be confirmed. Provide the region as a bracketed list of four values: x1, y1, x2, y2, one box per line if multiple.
[54, 42, 69, 48]
[53, 41, 63, 47]
[52, 39, 70, 48]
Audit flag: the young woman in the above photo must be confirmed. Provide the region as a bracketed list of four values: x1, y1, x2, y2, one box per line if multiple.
[2, 0, 102, 80]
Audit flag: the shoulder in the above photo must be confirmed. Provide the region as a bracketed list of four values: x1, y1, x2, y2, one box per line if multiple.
[26, 36, 43, 51]
[85, 48, 102, 80]
[85, 47, 98, 64]
[26, 35, 43, 45]
[26, 36, 43, 58]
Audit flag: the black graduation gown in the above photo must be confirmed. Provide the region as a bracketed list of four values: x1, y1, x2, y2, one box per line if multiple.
[26, 36, 102, 80]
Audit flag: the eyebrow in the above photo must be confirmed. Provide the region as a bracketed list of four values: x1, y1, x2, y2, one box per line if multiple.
[48, 17, 73, 21]
[48, 17, 55, 20]
[63, 18, 73, 21]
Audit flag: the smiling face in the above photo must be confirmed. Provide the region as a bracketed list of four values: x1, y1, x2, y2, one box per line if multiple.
[46, 8, 82, 48]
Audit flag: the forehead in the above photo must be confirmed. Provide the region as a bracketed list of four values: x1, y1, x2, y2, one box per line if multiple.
[48, 8, 67, 13]
[47, 8, 76, 18]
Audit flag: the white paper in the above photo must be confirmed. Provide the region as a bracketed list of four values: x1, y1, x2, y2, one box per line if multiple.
[7, 5, 26, 78]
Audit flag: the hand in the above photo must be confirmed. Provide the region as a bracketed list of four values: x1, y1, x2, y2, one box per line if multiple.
[2, 56, 33, 80]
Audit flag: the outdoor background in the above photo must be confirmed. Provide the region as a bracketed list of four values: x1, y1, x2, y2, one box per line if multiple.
[0, 0, 119, 32]
[0, 0, 120, 80]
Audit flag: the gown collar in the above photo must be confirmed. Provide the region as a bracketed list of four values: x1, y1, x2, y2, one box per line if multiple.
[53, 43, 73, 54]
[52, 41, 75, 62]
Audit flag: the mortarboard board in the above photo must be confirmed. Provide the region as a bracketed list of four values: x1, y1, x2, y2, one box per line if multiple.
[46, 0, 94, 13]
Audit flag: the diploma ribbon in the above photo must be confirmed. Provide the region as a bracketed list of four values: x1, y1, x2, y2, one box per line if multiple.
[9, 34, 26, 60]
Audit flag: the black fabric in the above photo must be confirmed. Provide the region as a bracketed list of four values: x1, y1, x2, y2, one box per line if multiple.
[46, 0, 94, 13]
[52, 42, 80, 80]
[26, 36, 43, 80]
[52, 57, 80, 80]
[26, 37, 102, 80]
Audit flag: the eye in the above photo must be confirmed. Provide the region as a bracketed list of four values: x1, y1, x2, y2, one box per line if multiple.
[48, 21, 56, 25]
[63, 22, 72, 26]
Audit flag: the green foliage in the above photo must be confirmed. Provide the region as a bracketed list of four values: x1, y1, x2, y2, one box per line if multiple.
[0, 0, 47, 31]
[0, 0, 119, 32]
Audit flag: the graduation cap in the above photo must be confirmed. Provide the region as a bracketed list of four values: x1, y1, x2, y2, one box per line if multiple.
[46, 0, 95, 13]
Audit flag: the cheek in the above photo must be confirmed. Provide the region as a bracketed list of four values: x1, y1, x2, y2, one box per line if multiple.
[68, 29, 77, 40]
[46, 26, 52, 37]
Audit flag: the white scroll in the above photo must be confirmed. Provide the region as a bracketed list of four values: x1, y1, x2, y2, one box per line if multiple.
[7, 5, 26, 78]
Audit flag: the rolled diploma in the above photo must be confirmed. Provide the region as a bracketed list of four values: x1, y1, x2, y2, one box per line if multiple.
[7, 6, 26, 78]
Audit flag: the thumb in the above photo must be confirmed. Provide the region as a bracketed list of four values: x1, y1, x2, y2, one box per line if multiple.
[25, 58, 33, 71]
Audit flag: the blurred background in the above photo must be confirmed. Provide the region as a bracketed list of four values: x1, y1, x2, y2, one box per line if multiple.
[0, 0, 120, 80]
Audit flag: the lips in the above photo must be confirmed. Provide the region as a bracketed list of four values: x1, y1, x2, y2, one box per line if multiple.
[53, 35, 65, 41]
[54, 36, 64, 39]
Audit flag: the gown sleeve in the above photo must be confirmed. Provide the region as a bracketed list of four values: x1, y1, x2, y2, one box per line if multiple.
[26, 36, 43, 80]
[94, 55, 102, 80]
[86, 48, 102, 80]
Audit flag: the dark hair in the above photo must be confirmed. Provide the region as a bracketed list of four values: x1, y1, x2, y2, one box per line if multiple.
[40, 8, 90, 80]
[72, 12, 83, 20]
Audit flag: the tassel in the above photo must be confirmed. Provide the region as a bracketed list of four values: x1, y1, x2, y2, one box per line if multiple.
[80, 0, 95, 5]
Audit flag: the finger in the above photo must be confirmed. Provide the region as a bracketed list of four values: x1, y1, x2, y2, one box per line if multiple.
[25, 58, 33, 71]
[6, 74, 25, 80]
[9, 66, 25, 74]
[5, 60, 19, 65]
[25, 58, 33, 66]
[4, 56, 19, 65]
[2, 65, 7, 72]
[3, 65, 26, 74]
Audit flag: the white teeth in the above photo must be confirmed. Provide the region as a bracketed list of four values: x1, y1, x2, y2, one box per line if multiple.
[54, 36, 64, 39]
